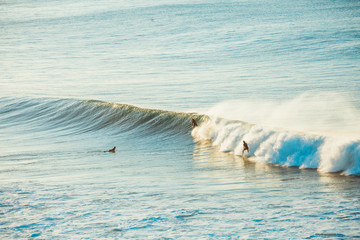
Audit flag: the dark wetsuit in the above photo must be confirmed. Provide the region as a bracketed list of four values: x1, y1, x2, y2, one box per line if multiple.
[242, 141, 249, 156]
[107, 147, 116, 153]
[243, 142, 249, 152]
[192, 119, 198, 128]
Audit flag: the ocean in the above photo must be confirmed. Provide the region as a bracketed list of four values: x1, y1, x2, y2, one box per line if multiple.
[1, 0, 360, 239]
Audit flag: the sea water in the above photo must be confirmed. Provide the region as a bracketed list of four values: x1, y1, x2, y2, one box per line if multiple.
[1, 0, 360, 239]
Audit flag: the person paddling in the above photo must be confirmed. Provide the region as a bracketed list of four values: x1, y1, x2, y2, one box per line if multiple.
[105, 146, 116, 153]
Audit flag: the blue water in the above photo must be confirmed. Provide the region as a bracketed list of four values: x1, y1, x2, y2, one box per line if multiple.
[1, 0, 360, 239]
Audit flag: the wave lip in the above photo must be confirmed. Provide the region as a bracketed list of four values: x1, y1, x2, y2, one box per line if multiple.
[82, 100, 207, 137]
[192, 117, 360, 176]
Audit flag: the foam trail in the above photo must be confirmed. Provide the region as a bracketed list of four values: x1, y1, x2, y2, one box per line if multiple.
[192, 93, 360, 175]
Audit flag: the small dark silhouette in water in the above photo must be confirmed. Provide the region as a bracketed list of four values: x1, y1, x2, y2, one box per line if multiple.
[242, 140, 249, 156]
[191, 118, 198, 128]
[104, 146, 116, 153]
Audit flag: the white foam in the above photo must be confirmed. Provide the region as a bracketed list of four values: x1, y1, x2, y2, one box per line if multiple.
[205, 92, 360, 137]
[192, 92, 360, 175]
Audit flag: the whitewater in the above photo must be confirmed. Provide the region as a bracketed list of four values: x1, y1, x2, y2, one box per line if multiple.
[3, 95, 359, 175]
[1, 0, 360, 239]
[193, 92, 360, 175]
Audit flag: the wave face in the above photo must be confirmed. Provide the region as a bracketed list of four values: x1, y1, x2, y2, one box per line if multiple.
[1, 96, 359, 176]
[0, 97, 205, 139]
[192, 93, 360, 176]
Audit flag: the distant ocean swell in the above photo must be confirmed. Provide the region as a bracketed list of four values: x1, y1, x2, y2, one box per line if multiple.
[1, 97, 359, 175]
[192, 117, 360, 176]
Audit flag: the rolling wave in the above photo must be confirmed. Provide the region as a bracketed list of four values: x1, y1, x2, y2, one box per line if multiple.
[192, 117, 360, 176]
[1, 96, 359, 175]
[0, 97, 205, 138]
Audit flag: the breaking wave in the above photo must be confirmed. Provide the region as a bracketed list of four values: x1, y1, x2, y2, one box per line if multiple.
[1, 94, 359, 175]
[192, 118, 360, 175]
[192, 93, 360, 176]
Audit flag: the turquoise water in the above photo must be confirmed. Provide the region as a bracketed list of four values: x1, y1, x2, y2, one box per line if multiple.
[1, 0, 360, 239]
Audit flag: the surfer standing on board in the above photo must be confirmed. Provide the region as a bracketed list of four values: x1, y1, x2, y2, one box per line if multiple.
[242, 140, 249, 156]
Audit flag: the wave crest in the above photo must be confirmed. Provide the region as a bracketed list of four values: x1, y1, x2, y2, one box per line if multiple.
[192, 117, 360, 175]
[2, 96, 359, 175]
[0, 97, 206, 137]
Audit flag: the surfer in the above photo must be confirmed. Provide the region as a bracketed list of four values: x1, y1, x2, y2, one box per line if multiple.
[105, 146, 116, 153]
[242, 140, 249, 156]
[191, 118, 198, 128]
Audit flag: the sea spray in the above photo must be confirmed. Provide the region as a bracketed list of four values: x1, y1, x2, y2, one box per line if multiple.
[319, 138, 360, 174]
[192, 117, 360, 175]
[192, 93, 360, 175]
[204, 92, 360, 137]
